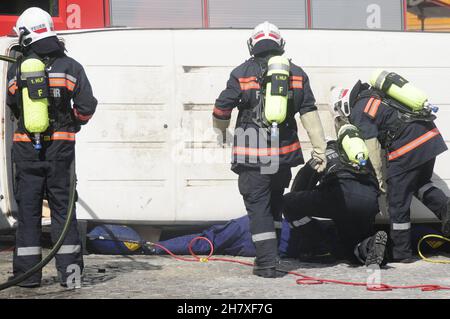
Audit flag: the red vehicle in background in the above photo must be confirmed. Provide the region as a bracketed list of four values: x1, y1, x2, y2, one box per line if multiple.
[2, 1, 450, 38]
[0, 0, 110, 36]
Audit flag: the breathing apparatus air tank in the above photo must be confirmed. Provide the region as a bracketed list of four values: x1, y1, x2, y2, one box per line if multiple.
[20, 58, 50, 150]
[338, 124, 369, 166]
[264, 56, 290, 137]
[369, 69, 438, 113]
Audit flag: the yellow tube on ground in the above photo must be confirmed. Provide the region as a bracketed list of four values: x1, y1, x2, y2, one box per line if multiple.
[418, 234, 450, 264]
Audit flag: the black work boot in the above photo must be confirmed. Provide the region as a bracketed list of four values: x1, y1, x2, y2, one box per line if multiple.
[253, 262, 288, 278]
[7, 276, 41, 288]
[18, 282, 41, 288]
[386, 236, 419, 264]
[253, 267, 280, 278]
[364, 231, 388, 267]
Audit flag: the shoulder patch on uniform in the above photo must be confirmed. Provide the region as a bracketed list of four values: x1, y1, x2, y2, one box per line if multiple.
[238, 76, 260, 91]
[363, 97, 382, 119]
[289, 76, 303, 89]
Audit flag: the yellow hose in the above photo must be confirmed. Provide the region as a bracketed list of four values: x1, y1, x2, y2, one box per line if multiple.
[418, 234, 450, 264]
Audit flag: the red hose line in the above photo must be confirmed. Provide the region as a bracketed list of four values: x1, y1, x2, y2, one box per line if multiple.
[151, 236, 450, 293]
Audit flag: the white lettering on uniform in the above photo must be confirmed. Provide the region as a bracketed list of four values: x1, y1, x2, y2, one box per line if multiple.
[50, 88, 61, 98]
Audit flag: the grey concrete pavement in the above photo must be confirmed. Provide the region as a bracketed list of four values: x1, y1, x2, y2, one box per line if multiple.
[0, 250, 449, 299]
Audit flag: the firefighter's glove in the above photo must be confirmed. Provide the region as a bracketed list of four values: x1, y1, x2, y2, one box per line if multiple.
[300, 111, 327, 173]
[365, 137, 386, 194]
[212, 115, 231, 147]
[310, 151, 327, 173]
[71, 107, 93, 132]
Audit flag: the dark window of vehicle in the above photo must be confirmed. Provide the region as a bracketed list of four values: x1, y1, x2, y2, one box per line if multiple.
[0, 0, 59, 17]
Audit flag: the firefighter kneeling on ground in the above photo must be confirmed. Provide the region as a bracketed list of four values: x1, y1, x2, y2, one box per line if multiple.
[6, 7, 97, 287]
[213, 21, 327, 278]
[283, 125, 388, 267]
[333, 72, 450, 263]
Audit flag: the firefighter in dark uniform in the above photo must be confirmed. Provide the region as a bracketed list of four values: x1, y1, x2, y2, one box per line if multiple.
[6, 8, 97, 287]
[213, 22, 327, 277]
[343, 76, 449, 262]
[283, 127, 387, 266]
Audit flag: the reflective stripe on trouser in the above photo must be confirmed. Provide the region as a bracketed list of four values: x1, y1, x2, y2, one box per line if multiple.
[13, 160, 83, 284]
[58, 245, 82, 254]
[252, 232, 277, 242]
[391, 222, 412, 259]
[17, 246, 42, 256]
[238, 168, 291, 268]
[289, 217, 312, 228]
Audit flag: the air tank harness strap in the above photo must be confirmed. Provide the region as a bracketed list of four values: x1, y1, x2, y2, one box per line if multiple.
[18, 69, 49, 100]
[377, 71, 408, 92]
[15, 56, 51, 99]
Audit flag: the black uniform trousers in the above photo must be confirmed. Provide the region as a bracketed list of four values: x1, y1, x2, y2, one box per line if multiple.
[283, 179, 379, 261]
[238, 167, 292, 268]
[387, 158, 448, 260]
[13, 159, 83, 285]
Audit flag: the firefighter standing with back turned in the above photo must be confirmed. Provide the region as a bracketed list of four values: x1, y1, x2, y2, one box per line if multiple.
[6, 7, 97, 287]
[213, 22, 327, 278]
[343, 73, 450, 263]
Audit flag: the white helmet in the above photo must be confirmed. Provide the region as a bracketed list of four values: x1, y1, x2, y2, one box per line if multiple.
[329, 86, 352, 119]
[247, 21, 285, 55]
[14, 7, 56, 47]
